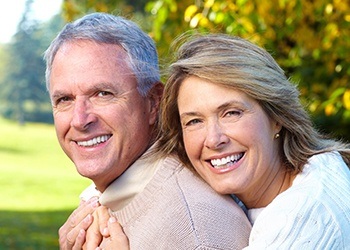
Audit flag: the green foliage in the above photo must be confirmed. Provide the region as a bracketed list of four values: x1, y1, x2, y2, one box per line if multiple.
[62, 0, 148, 21]
[145, 0, 350, 141]
[1, 0, 45, 124]
[0, 1, 65, 125]
[0, 117, 90, 248]
[61, 1, 350, 141]
[0, 0, 347, 138]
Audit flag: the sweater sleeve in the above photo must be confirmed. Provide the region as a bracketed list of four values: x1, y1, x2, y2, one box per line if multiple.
[244, 192, 343, 249]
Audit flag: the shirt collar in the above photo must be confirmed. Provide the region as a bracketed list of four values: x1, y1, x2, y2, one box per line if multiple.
[98, 143, 161, 211]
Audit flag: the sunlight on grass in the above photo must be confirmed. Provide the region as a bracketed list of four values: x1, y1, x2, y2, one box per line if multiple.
[0, 117, 91, 211]
[0, 117, 92, 249]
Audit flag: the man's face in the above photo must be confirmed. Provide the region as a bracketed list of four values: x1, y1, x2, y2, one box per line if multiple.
[49, 40, 158, 191]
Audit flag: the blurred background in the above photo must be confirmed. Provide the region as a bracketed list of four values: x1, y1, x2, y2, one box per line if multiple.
[0, 0, 349, 249]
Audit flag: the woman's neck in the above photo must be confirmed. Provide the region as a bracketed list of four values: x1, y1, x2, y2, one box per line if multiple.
[240, 169, 296, 209]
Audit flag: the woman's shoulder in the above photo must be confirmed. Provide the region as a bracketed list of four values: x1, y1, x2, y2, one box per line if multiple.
[249, 186, 350, 248]
[276, 151, 350, 218]
[250, 156, 350, 247]
[289, 151, 350, 206]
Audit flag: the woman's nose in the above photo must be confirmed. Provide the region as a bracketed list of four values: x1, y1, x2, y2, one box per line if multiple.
[204, 122, 229, 149]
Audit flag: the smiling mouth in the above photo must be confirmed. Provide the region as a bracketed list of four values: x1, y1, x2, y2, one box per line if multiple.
[76, 135, 112, 147]
[210, 152, 244, 169]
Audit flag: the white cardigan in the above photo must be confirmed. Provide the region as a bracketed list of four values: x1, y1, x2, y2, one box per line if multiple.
[245, 152, 350, 249]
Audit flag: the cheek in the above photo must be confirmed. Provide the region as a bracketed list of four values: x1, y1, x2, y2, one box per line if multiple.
[239, 118, 269, 141]
[53, 113, 70, 137]
[183, 131, 201, 161]
[241, 120, 275, 154]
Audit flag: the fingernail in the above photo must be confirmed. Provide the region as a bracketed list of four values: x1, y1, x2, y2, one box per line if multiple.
[84, 214, 92, 223]
[90, 199, 100, 208]
[103, 227, 109, 235]
[109, 217, 117, 224]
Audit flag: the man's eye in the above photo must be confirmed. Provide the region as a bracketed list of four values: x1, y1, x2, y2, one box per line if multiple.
[97, 91, 112, 97]
[55, 96, 71, 105]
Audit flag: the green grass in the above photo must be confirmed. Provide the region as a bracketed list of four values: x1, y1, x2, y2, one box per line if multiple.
[0, 117, 91, 249]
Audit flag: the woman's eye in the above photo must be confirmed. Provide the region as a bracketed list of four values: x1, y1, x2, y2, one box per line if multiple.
[186, 119, 201, 126]
[225, 110, 242, 117]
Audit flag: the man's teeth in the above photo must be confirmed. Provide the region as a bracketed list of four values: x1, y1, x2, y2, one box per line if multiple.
[77, 135, 110, 147]
[211, 153, 243, 168]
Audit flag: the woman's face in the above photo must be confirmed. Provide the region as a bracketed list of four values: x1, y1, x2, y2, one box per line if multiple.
[177, 76, 283, 207]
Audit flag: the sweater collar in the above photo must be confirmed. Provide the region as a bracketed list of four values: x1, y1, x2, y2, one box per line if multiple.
[99, 143, 161, 211]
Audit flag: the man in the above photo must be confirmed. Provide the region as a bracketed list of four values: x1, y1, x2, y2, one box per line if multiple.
[44, 13, 251, 249]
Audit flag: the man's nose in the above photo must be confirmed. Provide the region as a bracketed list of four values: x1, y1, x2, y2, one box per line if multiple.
[70, 98, 96, 130]
[204, 122, 229, 149]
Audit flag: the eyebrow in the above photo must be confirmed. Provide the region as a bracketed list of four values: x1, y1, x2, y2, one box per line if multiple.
[180, 100, 248, 118]
[90, 82, 117, 91]
[51, 90, 68, 100]
[180, 111, 201, 120]
[51, 82, 118, 98]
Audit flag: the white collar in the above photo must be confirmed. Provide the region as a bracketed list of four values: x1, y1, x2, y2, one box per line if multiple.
[98, 144, 161, 211]
[79, 143, 162, 210]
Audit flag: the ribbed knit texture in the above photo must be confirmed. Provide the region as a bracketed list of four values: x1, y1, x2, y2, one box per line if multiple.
[245, 152, 350, 249]
[109, 156, 251, 249]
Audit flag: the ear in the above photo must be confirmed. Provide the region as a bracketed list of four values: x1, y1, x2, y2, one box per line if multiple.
[147, 82, 164, 125]
[273, 121, 282, 136]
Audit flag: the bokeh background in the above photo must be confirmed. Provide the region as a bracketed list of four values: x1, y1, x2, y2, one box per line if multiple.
[0, 0, 349, 248]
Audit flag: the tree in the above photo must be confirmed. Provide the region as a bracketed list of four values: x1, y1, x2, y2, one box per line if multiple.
[146, 0, 350, 140]
[0, 1, 64, 124]
[61, 0, 149, 21]
[59, 0, 350, 140]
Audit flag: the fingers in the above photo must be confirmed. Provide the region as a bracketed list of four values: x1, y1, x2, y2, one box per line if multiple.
[84, 209, 103, 250]
[105, 217, 129, 250]
[96, 206, 111, 238]
[64, 214, 93, 249]
[71, 229, 86, 250]
[59, 197, 100, 250]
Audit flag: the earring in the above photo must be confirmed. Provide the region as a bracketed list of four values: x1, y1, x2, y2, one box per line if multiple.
[274, 133, 280, 139]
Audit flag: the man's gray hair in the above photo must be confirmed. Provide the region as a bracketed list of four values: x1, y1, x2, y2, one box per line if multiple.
[44, 12, 160, 96]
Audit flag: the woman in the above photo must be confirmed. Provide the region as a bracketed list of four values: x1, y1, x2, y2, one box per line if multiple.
[158, 33, 350, 248]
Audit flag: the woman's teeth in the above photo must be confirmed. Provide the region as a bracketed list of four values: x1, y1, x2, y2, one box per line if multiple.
[210, 153, 243, 168]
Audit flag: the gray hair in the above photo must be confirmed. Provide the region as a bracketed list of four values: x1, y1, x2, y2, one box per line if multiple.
[44, 12, 160, 96]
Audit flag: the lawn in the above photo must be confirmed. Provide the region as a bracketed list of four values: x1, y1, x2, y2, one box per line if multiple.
[0, 117, 91, 249]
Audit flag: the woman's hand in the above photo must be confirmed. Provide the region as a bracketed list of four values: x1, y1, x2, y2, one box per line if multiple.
[96, 216, 129, 250]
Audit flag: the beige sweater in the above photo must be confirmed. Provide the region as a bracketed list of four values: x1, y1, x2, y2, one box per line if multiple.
[102, 156, 251, 249]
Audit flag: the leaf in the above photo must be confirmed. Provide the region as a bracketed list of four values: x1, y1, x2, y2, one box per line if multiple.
[343, 89, 350, 110]
[184, 5, 198, 22]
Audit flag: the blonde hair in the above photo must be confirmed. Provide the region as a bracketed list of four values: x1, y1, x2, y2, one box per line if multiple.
[158, 34, 350, 172]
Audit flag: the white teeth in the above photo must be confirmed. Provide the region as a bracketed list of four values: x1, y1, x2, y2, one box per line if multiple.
[210, 153, 243, 168]
[77, 135, 110, 147]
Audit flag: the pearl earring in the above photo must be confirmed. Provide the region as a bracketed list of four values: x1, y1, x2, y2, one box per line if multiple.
[275, 133, 280, 139]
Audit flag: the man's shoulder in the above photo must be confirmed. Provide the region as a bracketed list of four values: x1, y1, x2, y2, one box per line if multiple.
[117, 155, 251, 249]
[158, 156, 240, 206]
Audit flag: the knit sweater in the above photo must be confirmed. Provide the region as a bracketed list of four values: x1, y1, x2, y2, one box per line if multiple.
[103, 155, 251, 249]
[245, 152, 350, 249]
